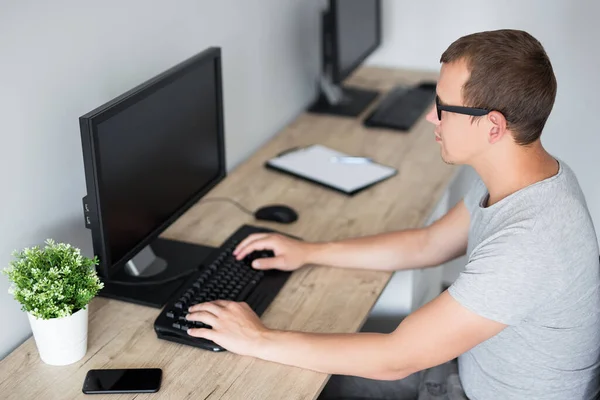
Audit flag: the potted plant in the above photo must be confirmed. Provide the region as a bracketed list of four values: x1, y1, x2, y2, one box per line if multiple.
[3, 239, 104, 366]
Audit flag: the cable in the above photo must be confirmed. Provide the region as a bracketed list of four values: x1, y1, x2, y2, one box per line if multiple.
[104, 268, 198, 286]
[196, 197, 255, 217]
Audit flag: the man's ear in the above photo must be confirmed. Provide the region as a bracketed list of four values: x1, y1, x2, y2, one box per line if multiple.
[487, 111, 508, 144]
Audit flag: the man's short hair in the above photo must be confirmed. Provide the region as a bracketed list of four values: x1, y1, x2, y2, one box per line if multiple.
[441, 29, 557, 145]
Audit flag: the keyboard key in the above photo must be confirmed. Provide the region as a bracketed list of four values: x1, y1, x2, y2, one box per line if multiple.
[179, 322, 191, 331]
[193, 321, 211, 329]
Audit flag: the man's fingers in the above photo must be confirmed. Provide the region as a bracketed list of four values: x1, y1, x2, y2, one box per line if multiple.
[211, 299, 233, 308]
[239, 301, 251, 310]
[252, 256, 285, 270]
[235, 238, 276, 260]
[186, 310, 219, 327]
[188, 301, 225, 314]
[187, 326, 217, 341]
[233, 234, 269, 256]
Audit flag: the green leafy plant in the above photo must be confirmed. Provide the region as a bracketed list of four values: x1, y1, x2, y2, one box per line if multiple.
[3, 240, 104, 320]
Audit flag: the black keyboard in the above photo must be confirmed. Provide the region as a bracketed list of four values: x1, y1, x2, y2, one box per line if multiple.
[154, 224, 292, 352]
[364, 82, 437, 131]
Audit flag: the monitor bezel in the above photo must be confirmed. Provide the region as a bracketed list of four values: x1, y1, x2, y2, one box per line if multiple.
[79, 47, 226, 277]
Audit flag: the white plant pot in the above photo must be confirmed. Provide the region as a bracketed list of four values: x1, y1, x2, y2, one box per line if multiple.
[27, 307, 88, 366]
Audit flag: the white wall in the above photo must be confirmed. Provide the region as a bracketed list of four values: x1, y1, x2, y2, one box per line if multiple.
[367, 0, 600, 282]
[0, 0, 322, 359]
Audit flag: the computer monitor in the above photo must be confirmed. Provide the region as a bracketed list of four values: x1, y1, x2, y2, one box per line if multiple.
[309, 0, 382, 117]
[79, 47, 226, 307]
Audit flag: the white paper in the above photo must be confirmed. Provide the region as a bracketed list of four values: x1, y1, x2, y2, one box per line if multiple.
[267, 144, 397, 193]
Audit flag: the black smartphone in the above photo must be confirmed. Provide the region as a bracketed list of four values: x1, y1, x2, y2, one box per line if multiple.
[82, 368, 162, 394]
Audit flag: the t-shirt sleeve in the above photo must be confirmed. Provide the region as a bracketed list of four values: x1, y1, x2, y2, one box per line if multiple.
[448, 237, 556, 325]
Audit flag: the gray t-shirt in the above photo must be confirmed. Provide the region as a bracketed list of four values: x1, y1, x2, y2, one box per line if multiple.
[448, 160, 600, 400]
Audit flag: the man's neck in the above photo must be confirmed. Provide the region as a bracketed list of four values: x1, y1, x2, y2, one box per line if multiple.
[471, 142, 559, 207]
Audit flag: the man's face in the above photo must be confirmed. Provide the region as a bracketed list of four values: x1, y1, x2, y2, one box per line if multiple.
[425, 60, 488, 165]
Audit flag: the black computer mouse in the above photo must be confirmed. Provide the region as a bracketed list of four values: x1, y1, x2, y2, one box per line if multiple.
[254, 205, 298, 224]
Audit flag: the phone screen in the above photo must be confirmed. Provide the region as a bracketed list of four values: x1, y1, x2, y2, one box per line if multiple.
[82, 368, 162, 394]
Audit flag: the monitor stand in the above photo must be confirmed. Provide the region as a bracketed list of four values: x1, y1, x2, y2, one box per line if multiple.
[308, 76, 379, 117]
[98, 238, 216, 308]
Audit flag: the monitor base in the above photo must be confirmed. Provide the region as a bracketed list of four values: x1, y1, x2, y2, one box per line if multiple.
[308, 86, 379, 117]
[98, 238, 216, 308]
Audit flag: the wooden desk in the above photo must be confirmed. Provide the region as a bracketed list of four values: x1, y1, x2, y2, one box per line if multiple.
[0, 67, 457, 400]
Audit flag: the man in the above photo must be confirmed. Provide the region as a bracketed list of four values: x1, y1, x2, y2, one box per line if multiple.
[186, 30, 600, 399]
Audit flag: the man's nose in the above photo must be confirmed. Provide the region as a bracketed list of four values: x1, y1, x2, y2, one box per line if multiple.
[425, 105, 439, 125]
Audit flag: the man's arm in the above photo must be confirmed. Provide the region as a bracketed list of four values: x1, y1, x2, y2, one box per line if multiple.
[187, 291, 506, 380]
[307, 199, 471, 271]
[234, 200, 471, 272]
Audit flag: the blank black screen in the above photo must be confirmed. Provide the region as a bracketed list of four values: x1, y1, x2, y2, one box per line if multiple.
[335, 0, 379, 80]
[95, 60, 221, 265]
[83, 368, 162, 393]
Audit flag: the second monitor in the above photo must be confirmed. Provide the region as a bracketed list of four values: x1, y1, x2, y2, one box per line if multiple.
[309, 0, 382, 117]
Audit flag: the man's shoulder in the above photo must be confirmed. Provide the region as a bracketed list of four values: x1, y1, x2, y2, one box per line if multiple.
[529, 161, 595, 237]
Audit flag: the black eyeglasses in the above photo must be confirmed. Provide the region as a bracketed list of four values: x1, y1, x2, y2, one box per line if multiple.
[436, 96, 490, 120]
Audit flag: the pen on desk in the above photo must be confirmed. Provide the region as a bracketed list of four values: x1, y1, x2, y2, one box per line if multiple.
[330, 156, 373, 164]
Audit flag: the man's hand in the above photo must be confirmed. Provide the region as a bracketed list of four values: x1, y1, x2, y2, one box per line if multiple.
[233, 233, 312, 271]
[186, 300, 268, 356]
[184, 293, 506, 380]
